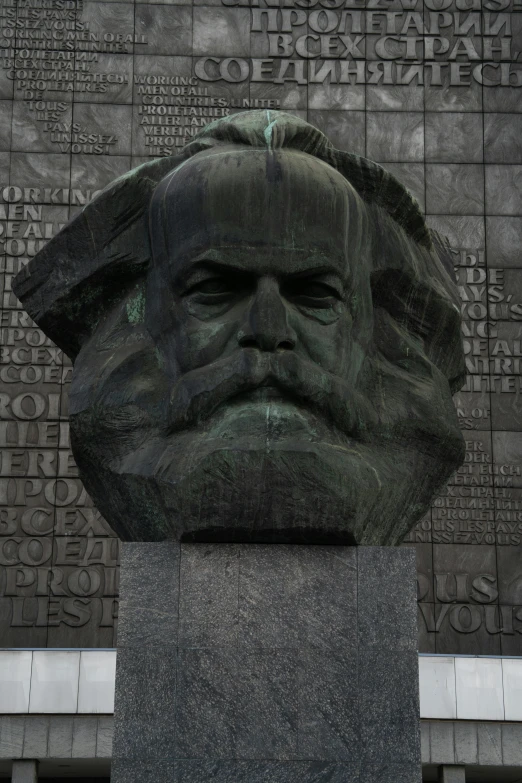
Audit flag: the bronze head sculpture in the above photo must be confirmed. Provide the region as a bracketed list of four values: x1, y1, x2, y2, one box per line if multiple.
[13, 110, 465, 545]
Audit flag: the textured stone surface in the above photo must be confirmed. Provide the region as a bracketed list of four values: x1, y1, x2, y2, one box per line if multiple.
[486, 165, 522, 215]
[111, 758, 179, 783]
[0, 718, 25, 758]
[358, 547, 417, 650]
[430, 723, 455, 765]
[21, 719, 48, 760]
[112, 646, 178, 759]
[10, 761, 38, 783]
[437, 767, 465, 783]
[426, 164, 485, 215]
[425, 113, 483, 164]
[178, 544, 240, 647]
[71, 717, 98, 758]
[48, 717, 73, 758]
[366, 112, 424, 162]
[111, 543, 421, 782]
[118, 542, 179, 647]
[359, 649, 420, 765]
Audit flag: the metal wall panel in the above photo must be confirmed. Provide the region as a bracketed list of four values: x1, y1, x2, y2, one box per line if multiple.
[0, 0, 521, 653]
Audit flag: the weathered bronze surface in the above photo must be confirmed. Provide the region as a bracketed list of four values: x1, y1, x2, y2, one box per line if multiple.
[13, 110, 465, 545]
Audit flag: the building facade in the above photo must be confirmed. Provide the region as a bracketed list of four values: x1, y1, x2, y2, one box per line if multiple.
[0, 0, 521, 777]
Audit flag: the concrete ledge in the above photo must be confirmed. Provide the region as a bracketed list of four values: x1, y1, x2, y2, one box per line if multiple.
[0, 716, 113, 760]
[421, 720, 522, 767]
[2, 717, 521, 769]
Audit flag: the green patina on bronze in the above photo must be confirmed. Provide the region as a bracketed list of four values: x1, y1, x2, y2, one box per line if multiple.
[126, 287, 146, 325]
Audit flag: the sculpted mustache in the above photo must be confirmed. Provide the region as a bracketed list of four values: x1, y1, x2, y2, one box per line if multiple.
[167, 350, 377, 437]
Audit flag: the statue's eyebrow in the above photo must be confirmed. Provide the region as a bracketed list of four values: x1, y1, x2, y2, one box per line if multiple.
[285, 264, 343, 280]
[173, 253, 251, 290]
[172, 247, 348, 292]
[175, 248, 244, 270]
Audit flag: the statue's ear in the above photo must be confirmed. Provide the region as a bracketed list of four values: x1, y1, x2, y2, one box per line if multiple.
[12, 156, 184, 360]
[371, 230, 466, 395]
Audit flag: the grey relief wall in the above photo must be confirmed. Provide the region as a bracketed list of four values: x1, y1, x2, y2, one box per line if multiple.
[0, 0, 521, 652]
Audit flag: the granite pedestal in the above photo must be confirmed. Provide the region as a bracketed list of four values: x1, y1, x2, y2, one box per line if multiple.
[111, 544, 421, 783]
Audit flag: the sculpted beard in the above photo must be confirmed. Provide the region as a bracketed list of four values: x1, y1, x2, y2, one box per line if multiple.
[71, 301, 459, 461]
[69, 304, 462, 545]
[167, 348, 376, 440]
[71, 332, 375, 469]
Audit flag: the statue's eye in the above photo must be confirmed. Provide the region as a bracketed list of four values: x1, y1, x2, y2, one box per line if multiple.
[194, 278, 232, 295]
[297, 282, 334, 298]
[186, 277, 237, 301]
[183, 267, 252, 306]
[283, 279, 340, 308]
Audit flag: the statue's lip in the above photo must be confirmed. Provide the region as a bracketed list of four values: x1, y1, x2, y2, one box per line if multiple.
[231, 385, 292, 404]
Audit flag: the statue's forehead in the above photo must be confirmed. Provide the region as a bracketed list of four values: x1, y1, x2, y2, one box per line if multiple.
[154, 146, 362, 206]
[150, 148, 370, 268]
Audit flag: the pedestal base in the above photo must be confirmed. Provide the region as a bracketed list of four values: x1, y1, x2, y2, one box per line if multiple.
[111, 544, 421, 783]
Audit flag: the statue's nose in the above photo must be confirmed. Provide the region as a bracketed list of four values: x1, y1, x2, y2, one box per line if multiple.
[238, 278, 296, 352]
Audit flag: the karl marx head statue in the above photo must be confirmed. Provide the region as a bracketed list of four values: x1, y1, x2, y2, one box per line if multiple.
[14, 110, 465, 546]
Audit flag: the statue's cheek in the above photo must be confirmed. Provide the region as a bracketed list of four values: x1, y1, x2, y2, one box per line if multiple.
[289, 300, 345, 326]
[291, 316, 352, 373]
[168, 317, 237, 374]
[184, 300, 233, 321]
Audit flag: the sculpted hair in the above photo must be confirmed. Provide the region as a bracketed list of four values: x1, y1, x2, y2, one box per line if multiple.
[13, 109, 465, 392]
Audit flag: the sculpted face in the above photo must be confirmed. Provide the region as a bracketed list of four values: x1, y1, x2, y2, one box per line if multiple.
[13, 112, 465, 545]
[146, 149, 373, 452]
